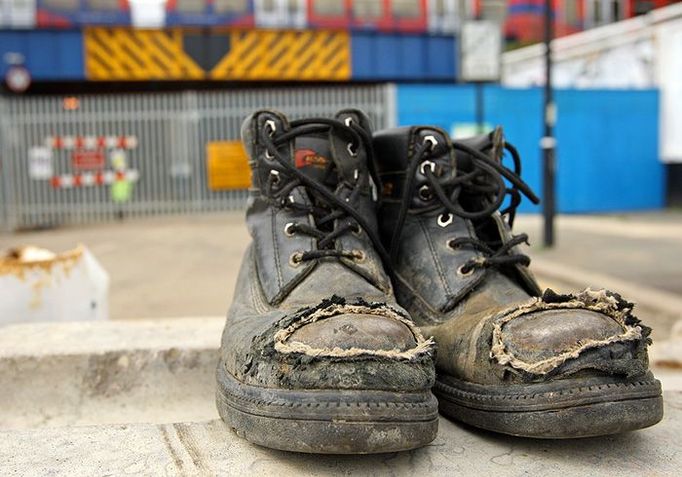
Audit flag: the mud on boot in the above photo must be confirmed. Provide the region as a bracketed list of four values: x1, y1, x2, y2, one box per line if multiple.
[372, 126, 663, 439]
[216, 110, 438, 454]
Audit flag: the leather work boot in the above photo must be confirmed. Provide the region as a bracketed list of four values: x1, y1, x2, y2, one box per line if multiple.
[372, 126, 663, 438]
[216, 110, 438, 454]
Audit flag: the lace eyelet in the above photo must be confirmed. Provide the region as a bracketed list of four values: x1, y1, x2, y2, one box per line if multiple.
[418, 185, 433, 201]
[344, 117, 354, 127]
[353, 169, 359, 182]
[269, 170, 280, 185]
[437, 213, 453, 228]
[264, 119, 276, 137]
[423, 135, 438, 151]
[347, 143, 358, 157]
[284, 222, 296, 237]
[289, 252, 303, 267]
[457, 264, 474, 277]
[351, 223, 362, 236]
[447, 239, 459, 250]
[420, 160, 436, 175]
[352, 250, 366, 263]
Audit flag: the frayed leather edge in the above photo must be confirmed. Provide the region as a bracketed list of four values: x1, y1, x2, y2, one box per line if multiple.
[490, 288, 645, 375]
[274, 296, 435, 360]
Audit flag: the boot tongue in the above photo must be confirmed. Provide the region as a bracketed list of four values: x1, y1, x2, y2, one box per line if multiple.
[293, 133, 339, 190]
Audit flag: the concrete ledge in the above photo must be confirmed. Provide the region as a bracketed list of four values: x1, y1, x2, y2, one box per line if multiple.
[0, 319, 224, 429]
[2, 393, 681, 476]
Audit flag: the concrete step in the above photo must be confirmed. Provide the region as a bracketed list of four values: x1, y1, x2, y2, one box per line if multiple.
[2, 394, 681, 476]
[1, 318, 681, 475]
[0, 318, 223, 428]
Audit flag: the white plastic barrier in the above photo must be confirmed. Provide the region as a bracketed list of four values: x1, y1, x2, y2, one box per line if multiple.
[0, 245, 109, 326]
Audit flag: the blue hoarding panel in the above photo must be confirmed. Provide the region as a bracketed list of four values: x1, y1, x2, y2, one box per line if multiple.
[352, 33, 457, 81]
[0, 30, 84, 81]
[397, 85, 664, 213]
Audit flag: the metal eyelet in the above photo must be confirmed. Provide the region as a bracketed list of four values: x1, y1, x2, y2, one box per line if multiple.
[289, 252, 303, 267]
[352, 250, 366, 263]
[269, 170, 280, 185]
[457, 264, 474, 277]
[284, 222, 296, 237]
[351, 223, 362, 236]
[287, 195, 295, 204]
[347, 143, 358, 157]
[264, 119, 276, 137]
[418, 185, 433, 201]
[437, 213, 453, 227]
[353, 169, 359, 181]
[420, 160, 436, 175]
[423, 135, 438, 151]
[447, 239, 459, 250]
[265, 149, 275, 159]
[344, 117, 354, 127]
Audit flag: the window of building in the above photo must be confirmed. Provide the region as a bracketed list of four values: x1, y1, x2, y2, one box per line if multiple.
[392, 0, 421, 18]
[633, 0, 655, 15]
[313, 0, 345, 16]
[42, 0, 79, 10]
[260, 0, 276, 13]
[564, 0, 580, 26]
[175, 0, 207, 13]
[287, 0, 302, 14]
[85, 0, 120, 10]
[353, 0, 382, 18]
[215, 0, 249, 13]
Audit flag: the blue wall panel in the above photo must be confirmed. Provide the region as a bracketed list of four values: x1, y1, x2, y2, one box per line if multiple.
[351, 33, 457, 81]
[397, 85, 664, 213]
[0, 30, 84, 80]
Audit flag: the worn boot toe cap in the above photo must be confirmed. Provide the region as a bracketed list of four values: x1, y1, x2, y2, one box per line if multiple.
[501, 308, 629, 364]
[289, 314, 417, 352]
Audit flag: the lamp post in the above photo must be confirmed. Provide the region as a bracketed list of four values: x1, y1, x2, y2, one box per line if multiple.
[542, 0, 556, 247]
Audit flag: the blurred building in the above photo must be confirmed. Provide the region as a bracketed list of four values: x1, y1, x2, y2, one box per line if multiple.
[0, 1, 676, 230]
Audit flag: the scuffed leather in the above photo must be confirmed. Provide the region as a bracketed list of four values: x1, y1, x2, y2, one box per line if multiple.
[374, 126, 653, 385]
[219, 110, 435, 393]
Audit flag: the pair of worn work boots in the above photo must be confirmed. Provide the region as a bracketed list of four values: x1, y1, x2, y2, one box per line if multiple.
[216, 109, 663, 454]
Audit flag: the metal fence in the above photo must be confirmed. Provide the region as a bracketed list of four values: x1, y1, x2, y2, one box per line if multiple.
[0, 84, 395, 231]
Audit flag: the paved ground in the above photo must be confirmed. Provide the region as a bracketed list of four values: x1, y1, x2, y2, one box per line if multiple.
[1, 318, 680, 476]
[1, 211, 680, 324]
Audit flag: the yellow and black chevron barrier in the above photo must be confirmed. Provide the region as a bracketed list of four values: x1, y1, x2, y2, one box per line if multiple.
[209, 30, 350, 81]
[84, 28, 351, 82]
[84, 28, 204, 80]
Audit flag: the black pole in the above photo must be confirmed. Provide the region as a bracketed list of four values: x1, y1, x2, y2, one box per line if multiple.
[475, 82, 484, 133]
[542, 0, 556, 247]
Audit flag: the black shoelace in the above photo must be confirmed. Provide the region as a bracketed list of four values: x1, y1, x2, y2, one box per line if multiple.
[390, 135, 540, 273]
[261, 117, 390, 266]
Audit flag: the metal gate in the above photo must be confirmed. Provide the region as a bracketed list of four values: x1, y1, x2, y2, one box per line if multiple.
[0, 84, 395, 231]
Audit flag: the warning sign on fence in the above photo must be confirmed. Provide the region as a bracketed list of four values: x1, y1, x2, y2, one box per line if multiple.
[206, 141, 250, 191]
[28, 147, 53, 179]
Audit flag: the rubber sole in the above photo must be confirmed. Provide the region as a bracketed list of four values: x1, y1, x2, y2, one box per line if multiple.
[434, 374, 664, 438]
[216, 365, 439, 454]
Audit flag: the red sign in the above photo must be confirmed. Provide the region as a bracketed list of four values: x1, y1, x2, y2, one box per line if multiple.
[72, 149, 105, 170]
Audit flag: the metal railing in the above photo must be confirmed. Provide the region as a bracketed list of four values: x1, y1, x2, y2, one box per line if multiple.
[0, 84, 394, 231]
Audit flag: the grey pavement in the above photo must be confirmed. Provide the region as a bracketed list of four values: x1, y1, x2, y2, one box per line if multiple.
[3, 400, 680, 477]
[1, 211, 680, 335]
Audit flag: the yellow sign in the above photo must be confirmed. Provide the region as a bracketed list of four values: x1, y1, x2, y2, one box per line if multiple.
[84, 28, 204, 81]
[206, 141, 250, 191]
[210, 30, 351, 81]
